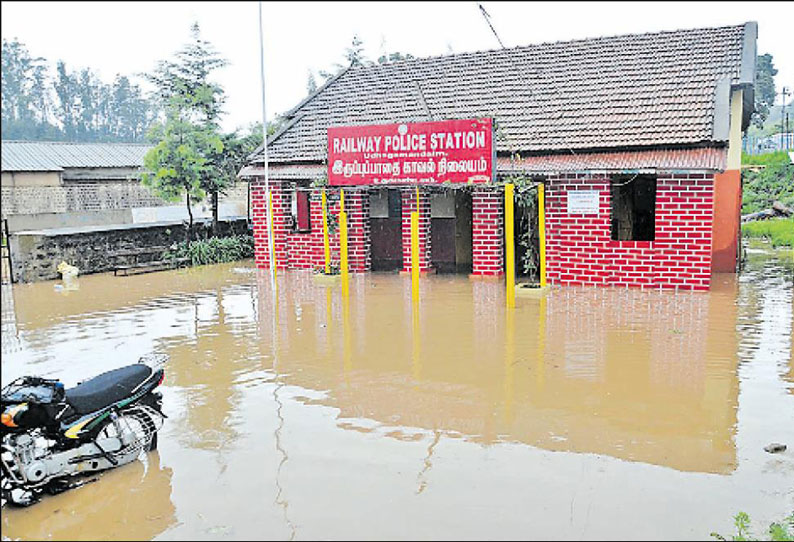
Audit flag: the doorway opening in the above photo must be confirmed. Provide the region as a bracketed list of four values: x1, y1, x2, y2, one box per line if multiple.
[430, 190, 473, 274]
[369, 188, 403, 271]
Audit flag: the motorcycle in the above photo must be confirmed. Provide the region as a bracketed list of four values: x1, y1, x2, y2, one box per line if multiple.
[1, 354, 167, 506]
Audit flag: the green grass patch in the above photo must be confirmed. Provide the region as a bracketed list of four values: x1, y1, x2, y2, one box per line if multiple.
[164, 235, 254, 266]
[742, 151, 792, 166]
[742, 152, 794, 215]
[742, 217, 794, 248]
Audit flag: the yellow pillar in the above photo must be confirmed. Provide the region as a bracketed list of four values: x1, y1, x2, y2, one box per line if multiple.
[538, 184, 547, 288]
[340, 189, 349, 297]
[411, 206, 420, 303]
[268, 190, 277, 282]
[322, 189, 330, 274]
[505, 183, 515, 308]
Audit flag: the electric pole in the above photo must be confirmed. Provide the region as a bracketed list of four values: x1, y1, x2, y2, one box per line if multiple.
[780, 86, 790, 149]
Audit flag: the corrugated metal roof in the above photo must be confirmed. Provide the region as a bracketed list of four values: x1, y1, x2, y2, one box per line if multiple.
[252, 23, 750, 164]
[1, 141, 153, 172]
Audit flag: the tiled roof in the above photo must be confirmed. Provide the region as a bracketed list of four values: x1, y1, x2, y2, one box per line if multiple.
[1, 141, 152, 172]
[255, 23, 753, 164]
[498, 147, 728, 173]
[239, 147, 727, 180]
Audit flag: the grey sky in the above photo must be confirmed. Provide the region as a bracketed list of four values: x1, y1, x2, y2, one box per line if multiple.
[2, 1, 792, 133]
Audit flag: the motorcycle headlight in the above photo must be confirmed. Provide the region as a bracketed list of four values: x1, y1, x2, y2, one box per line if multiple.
[1, 403, 28, 428]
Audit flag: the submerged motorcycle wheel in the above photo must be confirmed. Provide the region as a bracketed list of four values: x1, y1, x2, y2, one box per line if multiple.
[96, 410, 156, 460]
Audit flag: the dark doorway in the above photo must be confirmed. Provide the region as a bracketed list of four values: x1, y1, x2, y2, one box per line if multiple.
[430, 190, 472, 274]
[370, 189, 403, 271]
[611, 175, 657, 241]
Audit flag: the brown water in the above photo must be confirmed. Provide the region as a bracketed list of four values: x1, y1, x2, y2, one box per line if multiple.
[1, 251, 792, 540]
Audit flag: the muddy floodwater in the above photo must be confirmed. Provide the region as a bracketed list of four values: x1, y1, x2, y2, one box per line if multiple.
[2, 250, 793, 540]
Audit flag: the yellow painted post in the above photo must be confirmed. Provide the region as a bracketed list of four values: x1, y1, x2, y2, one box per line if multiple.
[411, 211, 419, 301]
[538, 183, 547, 288]
[268, 190, 277, 282]
[322, 189, 330, 274]
[340, 189, 349, 297]
[505, 183, 515, 308]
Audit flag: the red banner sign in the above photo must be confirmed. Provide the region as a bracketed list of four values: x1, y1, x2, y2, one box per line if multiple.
[327, 118, 494, 186]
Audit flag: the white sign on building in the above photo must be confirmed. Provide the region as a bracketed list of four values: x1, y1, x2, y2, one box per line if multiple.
[567, 190, 600, 215]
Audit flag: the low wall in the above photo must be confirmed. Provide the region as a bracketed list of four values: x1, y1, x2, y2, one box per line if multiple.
[9, 218, 250, 283]
[1, 181, 249, 219]
[6, 209, 133, 233]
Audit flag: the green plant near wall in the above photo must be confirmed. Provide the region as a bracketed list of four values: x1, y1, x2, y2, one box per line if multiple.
[500, 174, 542, 280]
[163, 234, 254, 266]
[711, 512, 794, 541]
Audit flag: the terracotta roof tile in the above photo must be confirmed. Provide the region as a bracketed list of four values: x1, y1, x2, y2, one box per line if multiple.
[255, 24, 749, 164]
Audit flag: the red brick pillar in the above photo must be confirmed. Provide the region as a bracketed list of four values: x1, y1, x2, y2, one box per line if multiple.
[251, 179, 288, 270]
[472, 187, 504, 276]
[346, 190, 371, 272]
[401, 188, 431, 273]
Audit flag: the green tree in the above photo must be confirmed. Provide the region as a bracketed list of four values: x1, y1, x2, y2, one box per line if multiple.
[306, 70, 318, 94]
[1, 38, 60, 140]
[319, 35, 373, 81]
[143, 23, 227, 237]
[109, 75, 155, 142]
[752, 54, 778, 130]
[377, 51, 415, 64]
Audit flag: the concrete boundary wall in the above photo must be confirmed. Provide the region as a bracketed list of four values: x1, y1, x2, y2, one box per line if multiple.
[9, 218, 249, 283]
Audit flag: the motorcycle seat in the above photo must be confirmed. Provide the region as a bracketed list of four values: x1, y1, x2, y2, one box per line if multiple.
[65, 365, 153, 415]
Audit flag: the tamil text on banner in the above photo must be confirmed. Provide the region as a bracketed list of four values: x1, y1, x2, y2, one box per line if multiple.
[327, 118, 494, 186]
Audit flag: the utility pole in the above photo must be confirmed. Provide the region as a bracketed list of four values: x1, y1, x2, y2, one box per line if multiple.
[780, 86, 790, 150]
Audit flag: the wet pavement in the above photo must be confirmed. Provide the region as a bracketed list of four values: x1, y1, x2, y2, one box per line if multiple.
[1, 250, 792, 540]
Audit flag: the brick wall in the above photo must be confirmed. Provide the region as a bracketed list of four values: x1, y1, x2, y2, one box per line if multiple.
[544, 173, 714, 291]
[472, 187, 504, 276]
[251, 180, 288, 270]
[253, 183, 371, 273]
[401, 190, 431, 273]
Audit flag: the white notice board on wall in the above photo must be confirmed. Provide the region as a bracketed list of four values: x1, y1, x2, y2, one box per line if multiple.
[567, 190, 600, 214]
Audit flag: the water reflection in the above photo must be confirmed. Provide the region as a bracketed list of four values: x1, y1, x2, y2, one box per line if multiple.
[2, 452, 175, 541]
[257, 271, 740, 474]
[1, 257, 792, 540]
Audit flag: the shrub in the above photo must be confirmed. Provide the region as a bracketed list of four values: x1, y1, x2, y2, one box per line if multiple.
[742, 152, 794, 215]
[711, 511, 794, 541]
[164, 235, 254, 266]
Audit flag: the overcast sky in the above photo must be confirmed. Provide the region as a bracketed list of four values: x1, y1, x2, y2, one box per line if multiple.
[2, 1, 793, 133]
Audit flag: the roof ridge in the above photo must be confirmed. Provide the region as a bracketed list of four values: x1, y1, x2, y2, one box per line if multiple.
[1, 140, 153, 146]
[343, 22, 748, 74]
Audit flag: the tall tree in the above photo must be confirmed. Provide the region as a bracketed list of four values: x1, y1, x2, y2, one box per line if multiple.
[752, 53, 778, 130]
[306, 70, 318, 94]
[319, 35, 373, 81]
[1, 38, 59, 140]
[143, 23, 227, 237]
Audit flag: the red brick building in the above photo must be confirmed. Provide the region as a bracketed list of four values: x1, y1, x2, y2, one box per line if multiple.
[242, 23, 757, 291]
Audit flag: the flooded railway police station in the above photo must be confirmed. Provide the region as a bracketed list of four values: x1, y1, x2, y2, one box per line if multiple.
[241, 23, 758, 291]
